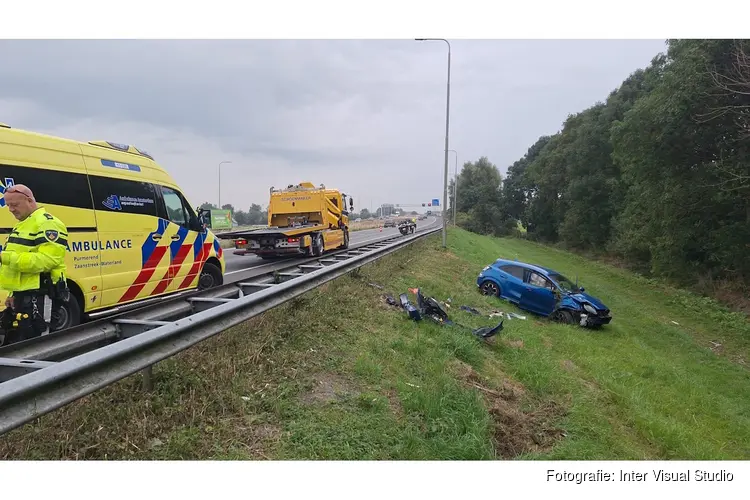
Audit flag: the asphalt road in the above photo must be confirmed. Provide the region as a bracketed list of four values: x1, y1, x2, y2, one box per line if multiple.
[221, 216, 441, 284]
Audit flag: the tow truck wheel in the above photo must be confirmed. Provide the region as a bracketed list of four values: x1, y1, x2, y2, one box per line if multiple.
[313, 234, 323, 257]
[342, 229, 350, 249]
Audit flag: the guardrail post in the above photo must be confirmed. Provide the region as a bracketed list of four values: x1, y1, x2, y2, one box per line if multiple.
[141, 365, 154, 391]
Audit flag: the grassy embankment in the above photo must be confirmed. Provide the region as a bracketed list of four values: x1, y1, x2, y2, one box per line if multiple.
[2, 227, 749, 460]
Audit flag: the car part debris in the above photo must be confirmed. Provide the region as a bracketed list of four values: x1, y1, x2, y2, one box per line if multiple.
[400, 293, 421, 321]
[471, 321, 504, 339]
[369, 282, 385, 290]
[460, 305, 482, 315]
[384, 294, 398, 307]
[417, 289, 450, 323]
[396, 288, 504, 340]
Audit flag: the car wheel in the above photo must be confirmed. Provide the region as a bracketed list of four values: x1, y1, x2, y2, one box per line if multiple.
[198, 262, 223, 289]
[551, 309, 576, 325]
[480, 280, 501, 297]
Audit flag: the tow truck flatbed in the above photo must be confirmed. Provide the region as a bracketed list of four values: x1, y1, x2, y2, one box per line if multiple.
[220, 181, 354, 259]
[215, 224, 327, 240]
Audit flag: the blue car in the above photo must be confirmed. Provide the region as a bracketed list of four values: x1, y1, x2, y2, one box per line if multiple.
[476, 258, 612, 328]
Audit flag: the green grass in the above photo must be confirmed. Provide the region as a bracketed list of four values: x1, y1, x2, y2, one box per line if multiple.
[2, 227, 749, 460]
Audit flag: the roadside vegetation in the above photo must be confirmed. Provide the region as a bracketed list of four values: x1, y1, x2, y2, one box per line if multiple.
[450, 39, 750, 315]
[2, 227, 748, 460]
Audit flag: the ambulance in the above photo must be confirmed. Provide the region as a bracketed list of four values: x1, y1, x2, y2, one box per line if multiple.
[0, 123, 226, 333]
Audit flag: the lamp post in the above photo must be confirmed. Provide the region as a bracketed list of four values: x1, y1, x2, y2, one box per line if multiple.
[218, 160, 232, 208]
[449, 149, 458, 226]
[416, 37, 451, 248]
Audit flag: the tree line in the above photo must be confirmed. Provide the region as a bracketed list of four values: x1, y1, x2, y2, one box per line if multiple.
[452, 39, 750, 301]
[198, 203, 420, 226]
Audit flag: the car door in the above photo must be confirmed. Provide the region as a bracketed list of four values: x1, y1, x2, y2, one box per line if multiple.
[89, 175, 172, 307]
[497, 264, 526, 302]
[519, 270, 558, 316]
[157, 185, 207, 294]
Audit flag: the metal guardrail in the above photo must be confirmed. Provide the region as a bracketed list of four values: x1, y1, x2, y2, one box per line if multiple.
[0, 225, 441, 436]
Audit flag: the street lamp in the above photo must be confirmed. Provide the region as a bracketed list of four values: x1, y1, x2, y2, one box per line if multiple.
[448, 149, 458, 226]
[218, 160, 232, 208]
[416, 37, 451, 248]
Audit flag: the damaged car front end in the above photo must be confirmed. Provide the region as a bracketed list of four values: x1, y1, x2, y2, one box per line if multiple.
[476, 258, 612, 328]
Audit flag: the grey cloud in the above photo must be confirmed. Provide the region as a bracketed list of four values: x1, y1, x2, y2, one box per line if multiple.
[0, 39, 667, 209]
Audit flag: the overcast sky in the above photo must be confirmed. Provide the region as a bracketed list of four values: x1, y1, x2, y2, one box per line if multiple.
[0, 39, 666, 213]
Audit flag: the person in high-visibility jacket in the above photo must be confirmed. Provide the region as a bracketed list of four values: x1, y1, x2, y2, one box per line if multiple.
[0, 184, 69, 345]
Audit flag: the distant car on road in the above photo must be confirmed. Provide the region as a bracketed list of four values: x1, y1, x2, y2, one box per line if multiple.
[384, 219, 396, 228]
[476, 258, 612, 327]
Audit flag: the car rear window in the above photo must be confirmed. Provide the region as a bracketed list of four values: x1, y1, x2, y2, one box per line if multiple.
[499, 264, 525, 280]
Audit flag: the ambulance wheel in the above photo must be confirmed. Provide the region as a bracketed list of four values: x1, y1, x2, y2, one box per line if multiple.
[198, 262, 223, 289]
[51, 294, 81, 332]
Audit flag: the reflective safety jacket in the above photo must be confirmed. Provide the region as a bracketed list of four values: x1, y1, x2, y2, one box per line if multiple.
[0, 207, 68, 294]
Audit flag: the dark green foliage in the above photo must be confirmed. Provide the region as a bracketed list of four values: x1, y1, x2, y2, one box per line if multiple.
[452, 156, 517, 237]
[502, 39, 750, 293]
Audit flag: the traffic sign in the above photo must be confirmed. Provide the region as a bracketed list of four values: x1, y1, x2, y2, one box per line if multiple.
[432, 198, 440, 207]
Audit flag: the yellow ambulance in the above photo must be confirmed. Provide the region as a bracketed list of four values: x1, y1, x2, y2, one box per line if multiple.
[0, 123, 226, 332]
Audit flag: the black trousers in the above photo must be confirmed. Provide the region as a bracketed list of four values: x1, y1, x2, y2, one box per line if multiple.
[1, 291, 48, 345]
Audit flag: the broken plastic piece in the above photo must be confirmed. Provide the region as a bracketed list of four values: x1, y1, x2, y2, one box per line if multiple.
[385, 294, 397, 307]
[509, 313, 526, 320]
[400, 293, 422, 321]
[417, 289, 449, 323]
[472, 320, 504, 339]
[369, 283, 385, 290]
[460, 305, 481, 315]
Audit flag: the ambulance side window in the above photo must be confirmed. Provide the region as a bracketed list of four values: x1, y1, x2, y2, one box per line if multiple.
[161, 187, 187, 226]
[89, 175, 159, 216]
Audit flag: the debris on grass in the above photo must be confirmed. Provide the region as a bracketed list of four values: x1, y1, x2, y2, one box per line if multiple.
[395, 288, 505, 340]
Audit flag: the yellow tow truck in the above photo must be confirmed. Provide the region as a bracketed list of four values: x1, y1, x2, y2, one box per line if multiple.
[218, 182, 353, 259]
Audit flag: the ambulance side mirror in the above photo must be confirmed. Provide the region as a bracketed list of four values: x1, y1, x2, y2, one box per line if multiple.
[189, 215, 204, 232]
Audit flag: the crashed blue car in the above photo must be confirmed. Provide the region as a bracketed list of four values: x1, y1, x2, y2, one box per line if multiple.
[476, 258, 612, 328]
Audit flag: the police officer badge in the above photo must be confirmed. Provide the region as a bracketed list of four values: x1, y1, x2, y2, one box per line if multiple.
[45, 230, 59, 242]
